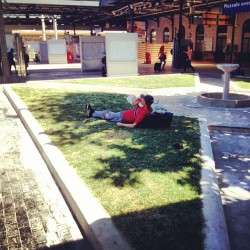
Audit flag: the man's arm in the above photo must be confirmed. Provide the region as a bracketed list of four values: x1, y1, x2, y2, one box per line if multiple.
[117, 122, 136, 128]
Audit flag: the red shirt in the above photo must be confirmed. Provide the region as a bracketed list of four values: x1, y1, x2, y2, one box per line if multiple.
[122, 107, 152, 125]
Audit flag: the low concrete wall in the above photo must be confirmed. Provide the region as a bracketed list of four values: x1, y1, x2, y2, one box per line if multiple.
[3, 86, 133, 250]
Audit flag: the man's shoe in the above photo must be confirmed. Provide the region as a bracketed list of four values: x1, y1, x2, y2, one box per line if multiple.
[86, 104, 95, 117]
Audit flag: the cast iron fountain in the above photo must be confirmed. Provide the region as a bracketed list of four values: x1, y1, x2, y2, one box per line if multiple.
[197, 64, 250, 108]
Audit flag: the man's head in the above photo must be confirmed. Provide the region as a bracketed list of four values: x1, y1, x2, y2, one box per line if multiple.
[10, 48, 14, 52]
[140, 94, 154, 106]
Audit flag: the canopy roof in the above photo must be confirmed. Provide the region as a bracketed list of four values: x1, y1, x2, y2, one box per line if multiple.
[2, 0, 228, 27]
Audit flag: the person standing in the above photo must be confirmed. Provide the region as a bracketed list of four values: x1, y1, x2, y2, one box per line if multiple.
[23, 47, 30, 75]
[182, 45, 195, 73]
[7, 48, 17, 74]
[158, 45, 166, 71]
[101, 49, 107, 77]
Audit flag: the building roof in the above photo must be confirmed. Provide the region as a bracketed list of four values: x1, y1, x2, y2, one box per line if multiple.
[2, 0, 228, 28]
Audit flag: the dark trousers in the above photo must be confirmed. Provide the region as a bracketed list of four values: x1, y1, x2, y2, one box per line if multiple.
[183, 60, 195, 72]
[160, 59, 166, 70]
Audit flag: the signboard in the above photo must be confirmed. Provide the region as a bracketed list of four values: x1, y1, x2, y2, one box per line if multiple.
[222, 0, 250, 14]
[202, 13, 231, 26]
[127, 21, 146, 37]
[4, 0, 99, 7]
[82, 42, 104, 59]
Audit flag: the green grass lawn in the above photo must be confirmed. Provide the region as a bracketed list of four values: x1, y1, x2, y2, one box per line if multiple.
[13, 86, 204, 250]
[232, 77, 250, 89]
[57, 74, 195, 89]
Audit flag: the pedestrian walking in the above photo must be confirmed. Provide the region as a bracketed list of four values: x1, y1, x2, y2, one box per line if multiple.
[182, 45, 195, 73]
[158, 45, 167, 71]
[7, 48, 17, 74]
[23, 47, 30, 75]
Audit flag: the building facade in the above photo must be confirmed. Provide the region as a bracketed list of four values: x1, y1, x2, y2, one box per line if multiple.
[146, 10, 250, 62]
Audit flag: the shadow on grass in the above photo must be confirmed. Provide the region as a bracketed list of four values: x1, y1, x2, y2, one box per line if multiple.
[94, 199, 204, 250]
[15, 90, 202, 190]
[13, 89, 204, 249]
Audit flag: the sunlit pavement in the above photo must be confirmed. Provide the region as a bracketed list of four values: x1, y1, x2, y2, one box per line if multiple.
[1, 60, 250, 249]
[210, 128, 250, 250]
[0, 89, 92, 249]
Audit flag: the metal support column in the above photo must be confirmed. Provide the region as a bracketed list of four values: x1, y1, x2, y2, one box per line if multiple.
[41, 15, 46, 41]
[53, 17, 58, 39]
[230, 14, 236, 63]
[177, 0, 183, 68]
[0, 0, 10, 83]
[130, 13, 134, 32]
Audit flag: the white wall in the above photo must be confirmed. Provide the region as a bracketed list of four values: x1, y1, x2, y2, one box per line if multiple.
[80, 36, 105, 71]
[47, 39, 67, 64]
[105, 33, 138, 77]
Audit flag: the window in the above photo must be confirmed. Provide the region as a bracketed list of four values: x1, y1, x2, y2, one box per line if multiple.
[150, 29, 156, 43]
[163, 27, 170, 43]
[216, 26, 227, 52]
[195, 24, 204, 51]
[242, 19, 250, 53]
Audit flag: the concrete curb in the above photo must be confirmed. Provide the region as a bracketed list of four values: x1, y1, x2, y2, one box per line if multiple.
[3, 86, 133, 250]
[199, 118, 231, 250]
[230, 80, 250, 94]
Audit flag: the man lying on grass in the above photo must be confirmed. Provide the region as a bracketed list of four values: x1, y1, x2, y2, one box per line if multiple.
[86, 94, 154, 128]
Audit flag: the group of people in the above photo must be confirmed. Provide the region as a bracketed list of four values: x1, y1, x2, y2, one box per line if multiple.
[7, 47, 29, 75]
[157, 44, 195, 73]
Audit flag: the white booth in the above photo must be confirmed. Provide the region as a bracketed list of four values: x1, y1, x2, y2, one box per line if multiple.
[105, 33, 138, 77]
[80, 36, 105, 71]
[47, 39, 67, 64]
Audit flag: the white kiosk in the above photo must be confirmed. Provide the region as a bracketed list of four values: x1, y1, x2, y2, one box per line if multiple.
[47, 39, 67, 64]
[80, 36, 105, 71]
[105, 33, 138, 77]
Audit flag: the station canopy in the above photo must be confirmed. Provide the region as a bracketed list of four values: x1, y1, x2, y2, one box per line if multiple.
[2, 0, 228, 28]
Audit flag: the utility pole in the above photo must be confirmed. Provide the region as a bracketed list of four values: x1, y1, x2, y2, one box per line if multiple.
[0, 0, 10, 83]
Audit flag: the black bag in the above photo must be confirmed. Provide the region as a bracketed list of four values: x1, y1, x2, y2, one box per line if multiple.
[154, 63, 161, 72]
[137, 112, 173, 128]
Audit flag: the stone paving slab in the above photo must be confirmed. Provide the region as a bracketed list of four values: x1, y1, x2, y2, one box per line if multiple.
[0, 88, 92, 250]
[210, 128, 250, 250]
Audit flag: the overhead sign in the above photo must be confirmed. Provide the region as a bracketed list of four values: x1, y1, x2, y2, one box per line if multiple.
[222, 0, 250, 14]
[202, 13, 231, 26]
[4, 0, 100, 7]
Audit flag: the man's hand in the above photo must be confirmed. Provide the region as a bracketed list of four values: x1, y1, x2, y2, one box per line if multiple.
[132, 97, 141, 107]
